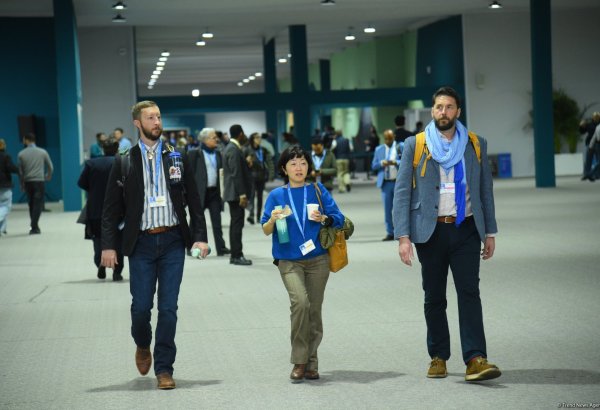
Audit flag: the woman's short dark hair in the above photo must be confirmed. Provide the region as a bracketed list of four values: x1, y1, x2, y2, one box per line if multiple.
[277, 144, 313, 184]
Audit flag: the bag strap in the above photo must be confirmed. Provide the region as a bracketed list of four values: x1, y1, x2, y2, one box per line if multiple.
[313, 183, 324, 211]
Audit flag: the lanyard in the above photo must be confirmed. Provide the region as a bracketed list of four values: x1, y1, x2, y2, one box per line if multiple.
[286, 184, 307, 240]
[255, 148, 264, 164]
[140, 141, 162, 197]
[312, 150, 325, 170]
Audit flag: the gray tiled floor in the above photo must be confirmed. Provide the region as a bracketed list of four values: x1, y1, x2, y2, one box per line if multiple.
[0, 176, 599, 409]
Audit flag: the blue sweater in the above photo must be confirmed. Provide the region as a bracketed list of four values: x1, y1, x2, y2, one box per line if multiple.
[261, 182, 344, 261]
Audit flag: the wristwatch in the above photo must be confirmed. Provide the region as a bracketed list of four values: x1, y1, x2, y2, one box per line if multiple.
[320, 215, 329, 226]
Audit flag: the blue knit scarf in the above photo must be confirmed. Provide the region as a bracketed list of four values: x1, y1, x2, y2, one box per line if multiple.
[425, 120, 468, 226]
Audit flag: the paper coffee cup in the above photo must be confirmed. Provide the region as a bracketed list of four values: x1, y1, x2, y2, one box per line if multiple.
[306, 203, 319, 220]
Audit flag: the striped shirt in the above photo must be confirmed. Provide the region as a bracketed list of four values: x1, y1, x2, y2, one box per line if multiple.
[139, 141, 179, 230]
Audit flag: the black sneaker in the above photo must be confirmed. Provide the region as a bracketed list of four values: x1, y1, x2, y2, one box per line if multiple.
[29, 228, 41, 235]
[113, 271, 123, 281]
[97, 266, 106, 279]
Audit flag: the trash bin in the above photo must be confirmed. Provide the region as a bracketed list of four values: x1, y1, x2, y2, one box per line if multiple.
[497, 153, 512, 178]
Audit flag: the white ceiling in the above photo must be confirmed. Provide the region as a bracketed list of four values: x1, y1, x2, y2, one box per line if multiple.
[2, 0, 598, 96]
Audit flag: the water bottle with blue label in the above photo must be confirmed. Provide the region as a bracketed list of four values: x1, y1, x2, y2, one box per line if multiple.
[274, 205, 290, 244]
[168, 151, 183, 185]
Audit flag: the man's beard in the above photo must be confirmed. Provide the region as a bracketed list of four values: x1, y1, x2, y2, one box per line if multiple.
[140, 125, 162, 141]
[435, 116, 456, 132]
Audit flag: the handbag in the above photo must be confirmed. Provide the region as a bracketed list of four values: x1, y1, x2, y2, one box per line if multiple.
[313, 183, 350, 272]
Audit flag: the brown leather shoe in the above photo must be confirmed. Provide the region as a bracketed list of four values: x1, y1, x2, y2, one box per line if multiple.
[465, 356, 501, 381]
[290, 364, 306, 382]
[304, 369, 320, 380]
[135, 346, 152, 376]
[427, 357, 447, 378]
[156, 372, 176, 390]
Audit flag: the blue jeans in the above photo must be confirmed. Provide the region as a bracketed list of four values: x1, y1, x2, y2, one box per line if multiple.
[381, 180, 395, 236]
[0, 188, 12, 234]
[129, 229, 185, 375]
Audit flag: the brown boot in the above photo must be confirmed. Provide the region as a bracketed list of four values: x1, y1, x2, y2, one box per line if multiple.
[156, 372, 176, 390]
[304, 369, 320, 380]
[135, 346, 152, 376]
[290, 364, 306, 382]
[465, 356, 501, 381]
[427, 357, 447, 378]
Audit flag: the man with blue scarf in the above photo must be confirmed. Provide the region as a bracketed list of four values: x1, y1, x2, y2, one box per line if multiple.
[392, 87, 500, 382]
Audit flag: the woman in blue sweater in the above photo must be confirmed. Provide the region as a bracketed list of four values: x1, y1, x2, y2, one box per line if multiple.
[261, 145, 344, 382]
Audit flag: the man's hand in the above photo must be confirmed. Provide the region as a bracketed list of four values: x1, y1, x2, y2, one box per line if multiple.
[481, 237, 495, 260]
[191, 242, 210, 258]
[239, 196, 249, 208]
[399, 237, 414, 266]
[101, 249, 118, 269]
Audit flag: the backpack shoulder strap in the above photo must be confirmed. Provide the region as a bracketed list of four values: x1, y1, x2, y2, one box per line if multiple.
[412, 132, 431, 188]
[467, 131, 481, 163]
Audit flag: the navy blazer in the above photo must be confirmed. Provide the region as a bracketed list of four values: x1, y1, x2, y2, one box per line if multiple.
[101, 144, 208, 255]
[392, 134, 497, 243]
[77, 156, 115, 220]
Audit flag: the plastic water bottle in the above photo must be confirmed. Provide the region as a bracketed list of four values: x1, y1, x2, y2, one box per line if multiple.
[191, 246, 211, 259]
[274, 205, 290, 244]
[168, 151, 183, 185]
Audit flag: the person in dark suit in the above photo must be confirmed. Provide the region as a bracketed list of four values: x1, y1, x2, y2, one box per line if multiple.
[101, 101, 209, 390]
[187, 127, 230, 256]
[243, 132, 274, 225]
[78, 136, 124, 280]
[394, 115, 412, 143]
[222, 124, 253, 265]
[393, 87, 500, 382]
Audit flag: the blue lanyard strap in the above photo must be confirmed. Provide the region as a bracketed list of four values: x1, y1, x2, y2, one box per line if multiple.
[387, 142, 397, 161]
[255, 148, 264, 163]
[286, 184, 307, 240]
[312, 150, 325, 170]
[140, 141, 162, 196]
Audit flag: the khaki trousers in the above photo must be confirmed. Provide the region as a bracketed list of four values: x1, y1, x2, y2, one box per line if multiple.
[278, 253, 330, 370]
[336, 159, 350, 192]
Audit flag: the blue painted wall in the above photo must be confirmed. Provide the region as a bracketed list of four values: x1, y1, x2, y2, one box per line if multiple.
[0, 18, 62, 203]
[416, 15, 466, 124]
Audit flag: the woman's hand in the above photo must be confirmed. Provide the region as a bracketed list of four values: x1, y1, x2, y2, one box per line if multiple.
[270, 208, 284, 223]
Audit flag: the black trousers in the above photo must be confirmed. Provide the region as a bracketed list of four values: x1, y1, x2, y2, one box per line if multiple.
[25, 181, 44, 230]
[205, 187, 226, 251]
[247, 179, 266, 220]
[89, 219, 124, 272]
[227, 200, 245, 258]
[415, 217, 487, 364]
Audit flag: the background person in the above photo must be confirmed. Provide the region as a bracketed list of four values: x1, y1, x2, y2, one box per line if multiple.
[78, 136, 124, 281]
[372, 129, 402, 241]
[244, 132, 274, 225]
[187, 128, 230, 256]
[261, 145, 344, 382]
[17, 132, 53, 235]
[0, 138, 19, 236]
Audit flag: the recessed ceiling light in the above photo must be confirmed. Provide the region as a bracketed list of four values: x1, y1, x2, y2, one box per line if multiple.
[147, 85, 153, 89]
[345, 34, 355, 41]
[112, 1, 127, 10]
[112, 14, 126, 23]
[151, 74, 159, 79]
[489, 1, 502, 9]
[255, 72, 262, 77]
[249, 75, 256, 80]
[153, 70, 161, 75]
[237, 82, 243, 86]
[157, 62, 165, 66]
[278, 58, 287, 63]
[202, 28, 214, 39]
[243, 79, 250, 83]
[192, 89, 200, 97]
[156, 66, 164, 71]
[159, 57, 168, 62]
[364, 25, 376, 34]
[161, 51, 170, 57]
[196, 40, 206, 46]
[321, 0, 336, 5]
